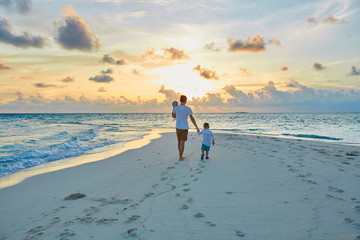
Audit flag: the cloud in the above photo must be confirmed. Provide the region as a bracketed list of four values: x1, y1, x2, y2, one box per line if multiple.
[2, 81, 360, 113]
[286, 79, 305, 88]
[239, 67, 250, 76]
[0, 93, 162, 113]
[192, 65, 219, 80]
[165, 48, 189, 60]
[327, 79, 341, 83]
[313, 63, 326, 71]
[280, 66, 288, 72]
[228, 35, 280, 53]
[0, 17, 45, 48]
[101, 54, 126, 65]
[222, 81, 360, 112]
[142, 47, 190, 62]
[203, 42, 220, 52]
[349, 66, 360, 76]
[100, 68, 113, 74]
[61, 76, 74, 82]
[0, 0, 32, 14]
[158, 85, 181, 101]
[0, 59, 11, 70]
[98, 87, 107, 92]
[307, 14, 346, 25]
[307, 17, 318, 24]
[132, 69, 140, 75]
[269, 39, 281, 46]
[191, 93, 224, 107]
[34, 82, 62, 88]
[90, 67, 114, 83]
[55, 5, 100, 51]
[89, 74, 114, 83]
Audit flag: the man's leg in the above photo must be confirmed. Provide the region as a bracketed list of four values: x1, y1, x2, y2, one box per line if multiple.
[179, 140, 185, 159]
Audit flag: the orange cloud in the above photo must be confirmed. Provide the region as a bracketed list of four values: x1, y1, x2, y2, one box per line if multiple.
[192, 65, 219, 80]
[280, 66, 288, 72]
[228, 35, 280, 53]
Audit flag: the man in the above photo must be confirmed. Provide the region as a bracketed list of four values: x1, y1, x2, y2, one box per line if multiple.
[172, 95, 200, 160]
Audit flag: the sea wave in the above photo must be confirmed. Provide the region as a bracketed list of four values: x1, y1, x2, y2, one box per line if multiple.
[282, 133, 343, 141]
[0, 130, 116, 176]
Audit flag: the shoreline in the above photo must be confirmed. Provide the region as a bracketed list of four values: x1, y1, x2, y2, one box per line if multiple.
[0, 129, 169, 189]
[0, 129, 358, 189]
[1, 132, 359, 239]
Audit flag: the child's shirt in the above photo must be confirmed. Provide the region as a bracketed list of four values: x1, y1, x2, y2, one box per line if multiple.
[198, 129, 215, 147]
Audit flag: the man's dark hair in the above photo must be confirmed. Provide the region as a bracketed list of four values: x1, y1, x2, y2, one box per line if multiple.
[180, 95, 187, 103]
[204, 122, 209, 128]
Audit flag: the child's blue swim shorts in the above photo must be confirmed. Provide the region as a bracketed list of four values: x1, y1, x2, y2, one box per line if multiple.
[201, 143, 210, 151]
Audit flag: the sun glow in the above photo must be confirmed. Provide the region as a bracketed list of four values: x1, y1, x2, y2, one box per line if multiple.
[150, 63, 217, 99]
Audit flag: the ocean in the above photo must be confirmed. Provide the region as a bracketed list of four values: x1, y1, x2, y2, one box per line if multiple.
[0, 113, 359, 177]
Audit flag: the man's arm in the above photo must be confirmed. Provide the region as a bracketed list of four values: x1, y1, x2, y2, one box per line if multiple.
[189, 115, 199, 132]
[172, 107, 176, 118]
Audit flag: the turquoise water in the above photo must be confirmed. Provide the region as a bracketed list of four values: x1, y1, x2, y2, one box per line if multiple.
[0, 113, 359, 176]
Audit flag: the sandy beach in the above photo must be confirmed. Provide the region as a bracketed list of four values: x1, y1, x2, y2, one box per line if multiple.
[0, 131, 359, 240]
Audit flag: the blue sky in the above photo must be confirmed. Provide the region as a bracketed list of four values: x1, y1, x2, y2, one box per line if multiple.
[0, 0, 359, 112]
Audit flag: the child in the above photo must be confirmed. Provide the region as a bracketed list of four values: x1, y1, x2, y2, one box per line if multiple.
[172, 100, 178, 108]
[197, 122, 215, 160]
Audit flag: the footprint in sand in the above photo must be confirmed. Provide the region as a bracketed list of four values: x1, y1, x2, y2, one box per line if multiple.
[206, 221, 216, 227]
[26, 216, 62, 239]
[302, 179, 317, 185]
[328, 186, 344, 193]
[180, 204, 189, 210]
[235, 230, 246, 237]
[93, 197, 132, 205]
[97, 218, 118, 225]
[144, 192, 155, 198]
[126, 215, 141, 222]
[83, 206, 100, 216]
[51, 217, 61, 224]
[344, 217, 355, 224]
[193, 213, 205, 217]
[126, 228, 138, 238]
[326, 194, 344, 201]
[183, 188, 191, 192]
[58, 228, 76, 239]
[27, 226, 47, 236]
[354, 205, 360, 213]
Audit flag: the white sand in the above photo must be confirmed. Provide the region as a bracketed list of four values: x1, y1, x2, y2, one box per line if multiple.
[0, 132, 359, 240]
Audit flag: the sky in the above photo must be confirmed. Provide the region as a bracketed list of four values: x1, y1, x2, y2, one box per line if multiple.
[0, 0, 360, 113]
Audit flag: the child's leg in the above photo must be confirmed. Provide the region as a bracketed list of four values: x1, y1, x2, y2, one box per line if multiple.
[205, 151, 209, 157]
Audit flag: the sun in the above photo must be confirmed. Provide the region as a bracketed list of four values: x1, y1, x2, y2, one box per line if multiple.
[150, 63, 216, 99]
